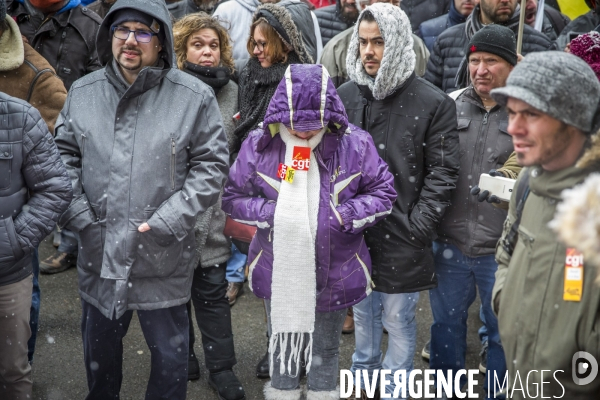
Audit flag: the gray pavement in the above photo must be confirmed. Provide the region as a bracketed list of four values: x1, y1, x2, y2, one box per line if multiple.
[31, 236, 484, 399]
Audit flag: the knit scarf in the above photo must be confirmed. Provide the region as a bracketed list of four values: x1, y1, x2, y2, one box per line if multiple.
[182, 61, 230, 95]
[346, 3, 415, 100]
[270, 125, 325, 377]
[234, 52, 301, 142]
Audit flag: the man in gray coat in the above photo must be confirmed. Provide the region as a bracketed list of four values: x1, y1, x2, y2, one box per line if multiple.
[54, 0, 229, 398]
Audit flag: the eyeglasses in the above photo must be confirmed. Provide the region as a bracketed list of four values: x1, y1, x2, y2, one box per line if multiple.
[250, 37, 268, 52]
[112, 26, 156, 43]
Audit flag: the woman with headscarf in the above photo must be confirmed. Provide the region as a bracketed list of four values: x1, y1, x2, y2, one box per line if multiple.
[234, 3, 313, 145]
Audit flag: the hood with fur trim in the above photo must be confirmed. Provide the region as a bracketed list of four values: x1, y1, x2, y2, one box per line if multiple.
[253, 3, 313, 64]
[346, 3, 415, 100]
[96, 0, 174, 68]
[0, 16, 24, 71]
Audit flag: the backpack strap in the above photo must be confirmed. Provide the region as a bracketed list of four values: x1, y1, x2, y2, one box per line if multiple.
[544, 6, 568, 35]
[501, 171, 531, 256]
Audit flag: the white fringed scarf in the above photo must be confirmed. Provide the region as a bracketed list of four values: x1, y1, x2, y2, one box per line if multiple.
[269, 125, 325, 377]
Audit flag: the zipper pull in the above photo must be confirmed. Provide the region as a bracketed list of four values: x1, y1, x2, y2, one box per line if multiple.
[483, 112, 489, 125]
[171, 139, 176, 155]
[268, 228, 273, 242]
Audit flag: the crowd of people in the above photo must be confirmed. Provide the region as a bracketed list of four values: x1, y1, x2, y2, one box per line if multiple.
[1, 0, 600, 399]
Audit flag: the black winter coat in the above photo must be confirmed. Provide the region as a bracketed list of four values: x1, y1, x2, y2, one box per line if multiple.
[401, 0, 451, 33]
[88, 0, 114, 19]
[337, 74, 460, 293]
[424, 21, 555, 93]
[437, 87, 513, 257]
[0, 92, 72, 287]
[9, 2, 102, 90]
[314, 1, 350, 47]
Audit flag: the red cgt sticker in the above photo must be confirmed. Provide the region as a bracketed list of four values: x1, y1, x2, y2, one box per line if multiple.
[291, 146, 311, 171]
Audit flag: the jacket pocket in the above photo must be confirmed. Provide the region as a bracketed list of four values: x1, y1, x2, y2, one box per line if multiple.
[78, 221, 104, 275]
[144, 207, 157, 221]
[517, 225, 535, 251]
[330, 254, 371, 306]
[0, 216, 23, 263]
[170, 136, 176, 191]
[457, 118, 470, 160]
[132, 231, 185, 278]
[0, 143, 13, 190]
[247, 245, 273, 298]
[80, 133, 87, 186]
[402, 135, 419, 176]
[356, 253, 375, 296]
[490, 122, 513, 166]
[247, 249, 263, 293]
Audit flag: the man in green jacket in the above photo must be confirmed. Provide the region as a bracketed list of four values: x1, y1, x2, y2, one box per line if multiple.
[491, 51, 600, 399]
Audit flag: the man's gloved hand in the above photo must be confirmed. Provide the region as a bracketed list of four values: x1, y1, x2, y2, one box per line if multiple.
[470, 169, 506, 204]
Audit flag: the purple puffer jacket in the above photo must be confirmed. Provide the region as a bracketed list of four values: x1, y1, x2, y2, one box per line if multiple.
[222, 64, 397, 312]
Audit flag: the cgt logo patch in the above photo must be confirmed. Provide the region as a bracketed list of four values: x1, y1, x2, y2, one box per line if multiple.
[291, 146, 311, 171]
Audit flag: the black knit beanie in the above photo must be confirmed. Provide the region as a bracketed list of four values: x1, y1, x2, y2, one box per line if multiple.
[0, 0, 6, 25]
[110, 8, 166, 45]
[466, 24, 518, 66]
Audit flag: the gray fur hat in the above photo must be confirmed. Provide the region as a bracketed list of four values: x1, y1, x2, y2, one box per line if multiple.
[252, 4, 313, 64]
[491, 51, 600, 133]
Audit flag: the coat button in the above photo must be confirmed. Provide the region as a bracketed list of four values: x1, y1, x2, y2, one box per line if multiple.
[3, 152, 8, 157]
[361, 98, 367, 105]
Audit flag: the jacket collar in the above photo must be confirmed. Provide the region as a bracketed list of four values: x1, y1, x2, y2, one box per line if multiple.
[0, 16, 25, 71]
[528, 159, 591, 201]
[461, 86, 500, 112]
[105, 59, 169, 98]
[357, 71, 416, 101]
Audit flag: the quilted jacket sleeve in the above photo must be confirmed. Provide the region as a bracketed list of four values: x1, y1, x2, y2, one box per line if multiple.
[16, 105, 72, 251]
[423, 35, 444, 90]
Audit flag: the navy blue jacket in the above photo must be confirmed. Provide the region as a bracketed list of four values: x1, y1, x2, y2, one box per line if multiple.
[417, 0, 467, 52]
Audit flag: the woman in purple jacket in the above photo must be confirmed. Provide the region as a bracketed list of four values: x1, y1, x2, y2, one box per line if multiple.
[222, 64, 397, 400]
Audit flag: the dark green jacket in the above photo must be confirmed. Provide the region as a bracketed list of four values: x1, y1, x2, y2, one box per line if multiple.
[493, 157, 600, 398]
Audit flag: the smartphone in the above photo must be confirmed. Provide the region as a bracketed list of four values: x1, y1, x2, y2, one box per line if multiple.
[478, 174, 516, 202]
[569, 32, 585, 42]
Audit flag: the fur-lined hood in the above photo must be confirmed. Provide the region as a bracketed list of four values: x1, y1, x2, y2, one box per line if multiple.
[346, 3, 415, 100]
[0, 16, 24, 71]
[252, 3, 313, 64]
[550, 133, 600, 283]
[577, 133, 600, 170]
